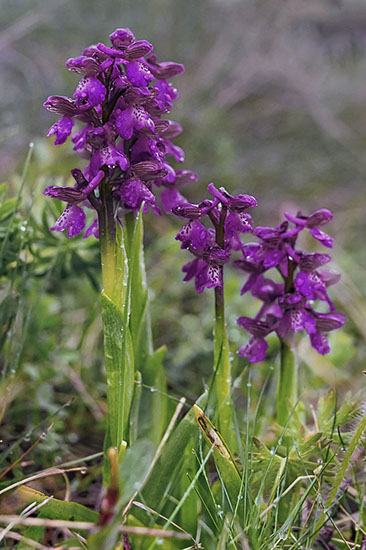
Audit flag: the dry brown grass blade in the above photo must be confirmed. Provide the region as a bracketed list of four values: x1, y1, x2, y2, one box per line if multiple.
[0, 515, 190, 539]
[0, 528, 49, 549]
[0, 467, 85, 497]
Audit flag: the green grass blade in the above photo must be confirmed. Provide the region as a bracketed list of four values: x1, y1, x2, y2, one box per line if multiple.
[312, 412, 366, 543]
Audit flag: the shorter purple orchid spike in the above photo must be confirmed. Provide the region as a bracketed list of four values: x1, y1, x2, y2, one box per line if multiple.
[236, 208, 344, 362]
[174, 184, 258, 294]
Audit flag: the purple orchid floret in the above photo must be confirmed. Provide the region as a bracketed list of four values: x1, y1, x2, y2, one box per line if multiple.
[43, 27, 196, 237]
[174, 184, 258, 293]
[47, 116, 74, 145]
[236, 210, 345, 362]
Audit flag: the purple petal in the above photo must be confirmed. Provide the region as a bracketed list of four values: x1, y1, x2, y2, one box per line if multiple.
[309, 228, 334, 249]
[115, 105, 155, 140]
[176, 220, 207, 250]
[306, 209, 333, 228]
[315, 312, 346, 332]
[50, 205, 86, 237]
[124, 40, 154, 60]
[126, 61, 154, 87]
[205, 263, 222, 290]
[74, 76, 106, 108]
[84, 218, 99, 239]
[43, 186, 84, 204]
[65, 56, 100, 76]
[43, 96, 78, 117]
[147, 59, 184, 79]
[160, 188, 188, 213]
[47, 116, 74, 145]
[294, 271, 325, 300]
[310, 331, 330, 355]
[299, 252, 332, 271]
[110, 28, 135, 47]
[225, 211, 253, 239]
[236, 316, 274, 338]
[238, 337, 268, 363]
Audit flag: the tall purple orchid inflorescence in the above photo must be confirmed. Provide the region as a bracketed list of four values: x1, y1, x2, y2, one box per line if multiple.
[43, 27, 197, 238]
[235, 208, 346, 364]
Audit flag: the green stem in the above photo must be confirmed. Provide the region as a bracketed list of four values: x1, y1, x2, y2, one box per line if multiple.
[276, 337, 297, 427]
[99, 182, 127, 309]
[208, 205, 233, 445]
[212, 284, 232, 443]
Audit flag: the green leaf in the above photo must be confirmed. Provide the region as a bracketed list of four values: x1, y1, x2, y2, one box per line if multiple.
[194, 405, 244, 520]
[16, 485, 98, 549]
[101, 292, 134, 454]
[139, 346, 168, 447]
[0, 198, 17, 221]
[124, 210, 151, 370]
[132, 393, 208, 526]
[119, 439, 155, 506]
[124, 211, 168, 448]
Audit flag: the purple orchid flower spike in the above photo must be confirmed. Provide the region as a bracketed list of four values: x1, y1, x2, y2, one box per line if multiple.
[236, 209, 345, 362]
[43, 28, 197, 237]
[173, 183, 257, 294]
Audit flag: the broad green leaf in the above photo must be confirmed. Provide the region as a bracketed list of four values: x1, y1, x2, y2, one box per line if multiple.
[119, 439, 155, 506]
[179, 440, 199, 534]
[124, 211, 168, 447]
[17, 485, 98, 521]
[16, 485, 98, 549]
[194, 405, 244, 520]
[101, 292, 134, 453]
[139, 346, 168, 447]
[124, 210, 151, 370]
[132, 392, 208, 526]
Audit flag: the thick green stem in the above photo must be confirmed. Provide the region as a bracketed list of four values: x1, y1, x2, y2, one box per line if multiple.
[99, 183, 127, 309]
[276, 337, 297, 427]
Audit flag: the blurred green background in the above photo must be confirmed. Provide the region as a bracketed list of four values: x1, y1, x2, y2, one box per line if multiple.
[1, 0, 366, 466]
